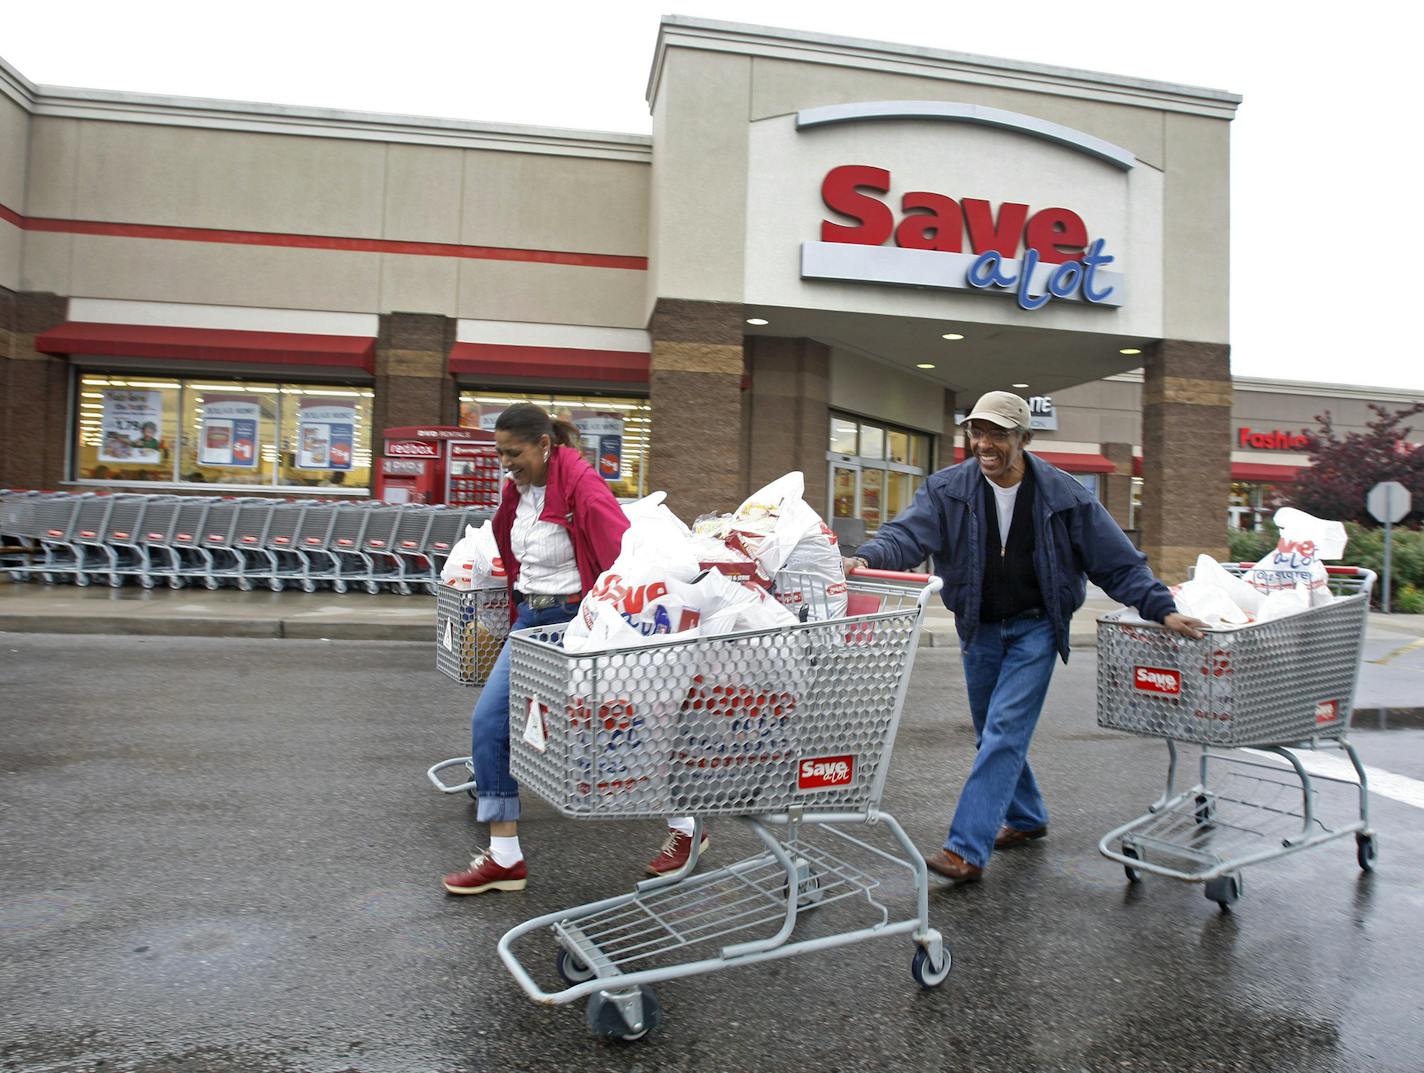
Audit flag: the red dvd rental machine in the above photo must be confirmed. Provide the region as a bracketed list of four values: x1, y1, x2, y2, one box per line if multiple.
[373, 426, 501, 507]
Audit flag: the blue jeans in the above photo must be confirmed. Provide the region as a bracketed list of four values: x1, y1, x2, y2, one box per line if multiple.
[470, 599, 579, 823]
[945, 614, 1058, 868]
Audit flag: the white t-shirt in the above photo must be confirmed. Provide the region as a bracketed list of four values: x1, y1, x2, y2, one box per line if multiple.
[984, 476, 1021, 552]
[511, 483, 581, 595]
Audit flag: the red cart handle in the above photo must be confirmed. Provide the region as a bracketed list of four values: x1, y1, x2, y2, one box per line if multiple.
[848, 567, 933, 584]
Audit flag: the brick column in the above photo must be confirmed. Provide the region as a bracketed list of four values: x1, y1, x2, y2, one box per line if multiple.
[1100, 441, 1135, 532]
[0, 289, 70, 489]
[940, 388, 961, 469]
[1140, 340, 1231, 579]
[745, 336, 830, 512]
[373, 312, 456, 435]
[648, 299, 745, 518]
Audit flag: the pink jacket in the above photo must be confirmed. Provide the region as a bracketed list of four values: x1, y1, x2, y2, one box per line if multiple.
[492, 445, 629, 623]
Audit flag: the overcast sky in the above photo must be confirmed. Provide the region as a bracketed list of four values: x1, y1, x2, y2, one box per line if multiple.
[4, 1, 1417, 392]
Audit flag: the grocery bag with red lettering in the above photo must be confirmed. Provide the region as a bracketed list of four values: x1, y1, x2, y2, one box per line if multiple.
[1243, 507, 1348, 607]
[670, 581, 809, 812]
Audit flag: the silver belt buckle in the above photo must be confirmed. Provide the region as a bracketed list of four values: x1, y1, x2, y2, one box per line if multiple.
[526, 593, 560, 610]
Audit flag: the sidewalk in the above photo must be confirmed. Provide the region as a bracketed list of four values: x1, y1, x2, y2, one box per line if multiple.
[3, 579, 1422, 711]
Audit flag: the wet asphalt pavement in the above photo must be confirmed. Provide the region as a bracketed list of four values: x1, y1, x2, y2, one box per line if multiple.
[2, 633, 1422, 1073]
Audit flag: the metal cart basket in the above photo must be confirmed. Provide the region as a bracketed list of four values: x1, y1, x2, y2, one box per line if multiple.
[496, 568, 949, 1042]
[426, 580, 514, 795]
[1096, 564, 1378, 910]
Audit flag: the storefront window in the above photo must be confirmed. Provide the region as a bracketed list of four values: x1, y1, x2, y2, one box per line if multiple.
[75, 375, 182, 483]
[825, 413, 931, 534]
[459, 390, 650, 499]
[73, 373, 372, 491]
[180, 384, 278, 487]
[830, 417, 858, 455]
[277, 387, 374, 489]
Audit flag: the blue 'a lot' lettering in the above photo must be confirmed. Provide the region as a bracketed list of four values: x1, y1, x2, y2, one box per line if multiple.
[967, 238, 1116, 311]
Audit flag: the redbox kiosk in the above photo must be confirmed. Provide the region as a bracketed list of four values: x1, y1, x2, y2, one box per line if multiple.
[373, 426, 501, 507]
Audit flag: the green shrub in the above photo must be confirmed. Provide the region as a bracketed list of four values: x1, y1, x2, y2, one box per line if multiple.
[1226, 525, 1277, 564]
[1395, 584, 1424, 615]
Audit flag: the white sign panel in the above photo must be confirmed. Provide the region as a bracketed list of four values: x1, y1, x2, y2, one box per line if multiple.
[99, 389, 163, 464]
[296, 400, 356, 471]
[198, 395, 260, 468]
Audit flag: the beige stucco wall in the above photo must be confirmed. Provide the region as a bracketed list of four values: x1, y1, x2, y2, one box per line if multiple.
[648, 26, 1235, 348]
[646, 48, 751, 313]
[0, 91, 27, 289]
[18, 112, 649, 326]
[828, 347, 943, 434]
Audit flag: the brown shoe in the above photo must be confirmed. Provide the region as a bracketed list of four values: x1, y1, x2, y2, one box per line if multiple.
[994, 825, 1048, 850]
[924, 849, 983, 885]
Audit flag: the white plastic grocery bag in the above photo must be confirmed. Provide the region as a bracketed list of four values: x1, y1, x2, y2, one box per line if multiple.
[439, 520, 505, 589]
[1244, 507, 1348, 607]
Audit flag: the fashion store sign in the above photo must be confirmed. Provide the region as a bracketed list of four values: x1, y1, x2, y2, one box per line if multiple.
[801, 165, 1124, 310]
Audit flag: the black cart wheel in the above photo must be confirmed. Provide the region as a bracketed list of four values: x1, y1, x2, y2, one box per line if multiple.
[1204, 874, 1241, 911]
[586, 987, 661, 1043]
[911, 943, 952, 988]
[1122, 845, 1143, 884]
[1356, 832, 1377, 873]
[556, 948, 596, 985]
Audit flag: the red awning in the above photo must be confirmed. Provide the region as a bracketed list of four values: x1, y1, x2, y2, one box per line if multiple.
[953, 447, 1117, 474]
[448, 342, 649, 384]
[35, 322, 376, 373]
[1231, 461, 1303, 483]
[1129, 457, 1303, 482]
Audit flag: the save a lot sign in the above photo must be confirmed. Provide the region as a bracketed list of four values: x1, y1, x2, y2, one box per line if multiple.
[794, 102, 1130, 310]
[804, 164, 1124, 310]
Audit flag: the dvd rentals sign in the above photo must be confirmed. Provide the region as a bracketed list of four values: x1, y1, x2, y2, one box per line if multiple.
[801, 164, 1126, 310]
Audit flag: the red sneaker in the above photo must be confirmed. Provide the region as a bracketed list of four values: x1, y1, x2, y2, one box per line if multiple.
[442, 849, 528, 895]
[646, 829, 709, 876]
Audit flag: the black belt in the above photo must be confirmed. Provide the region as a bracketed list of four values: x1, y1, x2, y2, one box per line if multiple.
[518, 591, 581, 610]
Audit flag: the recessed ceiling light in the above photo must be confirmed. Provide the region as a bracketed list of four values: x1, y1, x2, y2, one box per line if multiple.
[1012, 383, 1030, 389]
[916, 363, 936, 369]
[1119, 347, 1142, 356]
[941, 333, 964, 341]
[746, 317, 769, 326]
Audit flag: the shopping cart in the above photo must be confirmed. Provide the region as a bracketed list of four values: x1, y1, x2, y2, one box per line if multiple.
[1096, 564, 1378, 911]
[425, 580, 514, 796]
[495, 568, 948, 1042]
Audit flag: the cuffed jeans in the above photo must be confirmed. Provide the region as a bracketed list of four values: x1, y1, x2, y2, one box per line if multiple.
[470, 599, 579, 823]
[945, 613, 1058, 868]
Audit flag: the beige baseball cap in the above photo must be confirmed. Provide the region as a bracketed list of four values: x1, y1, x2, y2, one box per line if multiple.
[962, 390, 1032, 430]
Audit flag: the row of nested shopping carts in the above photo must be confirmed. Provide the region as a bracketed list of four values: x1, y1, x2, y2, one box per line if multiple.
[0, 489, 490, 594]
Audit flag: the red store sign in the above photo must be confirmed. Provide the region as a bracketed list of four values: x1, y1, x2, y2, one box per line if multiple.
[1238, 427, 1309, 451]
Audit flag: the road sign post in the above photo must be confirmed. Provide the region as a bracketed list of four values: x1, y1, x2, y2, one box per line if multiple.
[1367, 481, 1412, 613]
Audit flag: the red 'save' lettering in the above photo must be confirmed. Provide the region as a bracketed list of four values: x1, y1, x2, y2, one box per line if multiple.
[798, 754, 855, 791]
[1134, 666, 1182, 695]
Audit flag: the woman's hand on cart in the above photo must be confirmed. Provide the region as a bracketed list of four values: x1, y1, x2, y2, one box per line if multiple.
[1163, 612, 1208, 639]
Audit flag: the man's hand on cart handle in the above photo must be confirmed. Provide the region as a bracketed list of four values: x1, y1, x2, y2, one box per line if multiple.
[843, 555, 869, 576]
[1163, 612, 1208, 639]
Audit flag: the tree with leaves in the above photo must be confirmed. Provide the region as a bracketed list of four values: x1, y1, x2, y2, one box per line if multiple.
[1287, 402, 1424, 525]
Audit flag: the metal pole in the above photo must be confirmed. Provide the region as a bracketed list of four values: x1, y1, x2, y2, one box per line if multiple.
[1382, 509, 1393, 614]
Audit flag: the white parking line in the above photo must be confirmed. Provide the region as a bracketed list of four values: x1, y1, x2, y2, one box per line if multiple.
[1243, 748, 1424, 810]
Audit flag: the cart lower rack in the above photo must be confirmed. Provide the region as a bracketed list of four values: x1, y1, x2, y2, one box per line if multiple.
[496, 569, 948, 1041]
[1096, 565, 1378, 910]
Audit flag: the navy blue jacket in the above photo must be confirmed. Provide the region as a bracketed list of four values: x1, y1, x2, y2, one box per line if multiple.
[857, 452, 1175, 662]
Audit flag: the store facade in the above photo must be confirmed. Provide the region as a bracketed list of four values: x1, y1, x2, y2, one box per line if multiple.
[2, 17, 1244, 577]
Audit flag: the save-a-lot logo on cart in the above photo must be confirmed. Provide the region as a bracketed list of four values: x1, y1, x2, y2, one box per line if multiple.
[1315, 699, 1340, 725]
[798, 754, 855, 791]
[1133, 666, 1182, 695]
